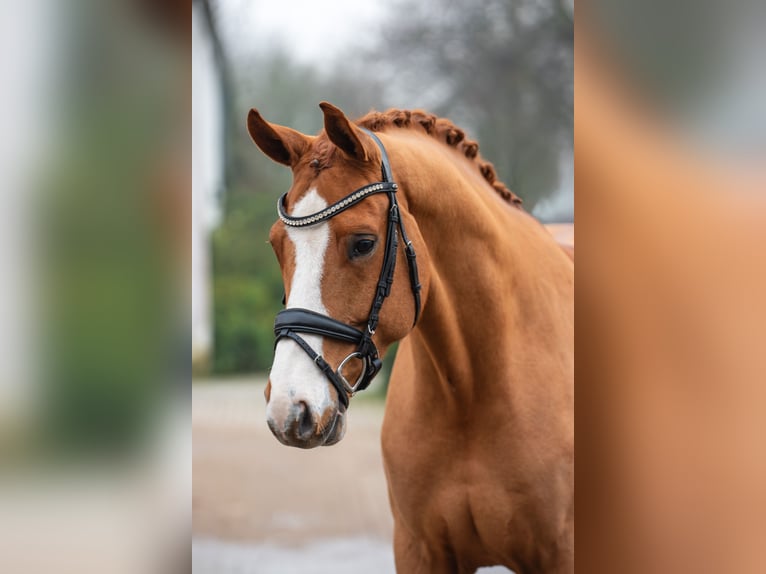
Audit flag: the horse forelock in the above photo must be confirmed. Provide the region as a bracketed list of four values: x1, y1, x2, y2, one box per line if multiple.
[303, 137, 336, 171]
[355, 109, 524, 208]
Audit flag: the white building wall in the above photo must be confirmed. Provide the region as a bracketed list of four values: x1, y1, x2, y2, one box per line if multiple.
[192, 3, 224, 366]
[0, 0, 54, 418]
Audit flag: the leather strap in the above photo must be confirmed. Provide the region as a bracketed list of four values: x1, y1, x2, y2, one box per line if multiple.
[277, 181, 396, 228]
[397, 212, 422, 325]
[275, 308, 363, 344]
[274, 330, 350, 408]
[361, 128, 422, 325]
[360, 128, 393, 182]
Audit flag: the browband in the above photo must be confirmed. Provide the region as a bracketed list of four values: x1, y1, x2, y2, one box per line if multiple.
[277, 182, 397, 228]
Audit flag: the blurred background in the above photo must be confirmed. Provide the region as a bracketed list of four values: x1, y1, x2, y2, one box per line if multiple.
[1, 0, 759, 571]
[192, 0, 571, 572]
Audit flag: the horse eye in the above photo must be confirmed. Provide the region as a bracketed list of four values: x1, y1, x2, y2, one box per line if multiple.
[349, 236, 377, 259]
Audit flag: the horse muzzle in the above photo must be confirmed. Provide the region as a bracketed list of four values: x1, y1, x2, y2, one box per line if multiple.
[266, 392, 346, 449]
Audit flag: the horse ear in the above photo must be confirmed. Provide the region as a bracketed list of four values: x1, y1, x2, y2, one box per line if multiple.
[319, 101, 370, 162]
[247, 108, 310, 167]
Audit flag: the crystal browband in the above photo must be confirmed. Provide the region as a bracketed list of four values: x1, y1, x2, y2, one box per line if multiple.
[277, 182, 398, 228]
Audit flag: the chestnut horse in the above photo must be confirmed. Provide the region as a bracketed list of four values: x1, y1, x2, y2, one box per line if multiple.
[247, 103, 574, 573]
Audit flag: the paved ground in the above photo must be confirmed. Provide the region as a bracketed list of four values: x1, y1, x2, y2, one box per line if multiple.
[192, 379, 396, 572]
[192, 379, 511, 573]
[193, 537, 396, 574]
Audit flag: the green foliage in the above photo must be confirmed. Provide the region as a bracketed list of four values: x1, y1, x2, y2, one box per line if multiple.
[211, 182, 285, 373]
[212, 276, 277, 373]
[40, 16, 179, 454]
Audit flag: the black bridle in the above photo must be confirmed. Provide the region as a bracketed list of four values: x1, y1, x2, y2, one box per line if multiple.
[273, 129, 422, 408]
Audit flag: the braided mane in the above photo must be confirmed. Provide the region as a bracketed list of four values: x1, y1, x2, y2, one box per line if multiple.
[356, 109, 523, 208]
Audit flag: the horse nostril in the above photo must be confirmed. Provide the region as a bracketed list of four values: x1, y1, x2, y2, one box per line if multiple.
[296, 401, 315, 439]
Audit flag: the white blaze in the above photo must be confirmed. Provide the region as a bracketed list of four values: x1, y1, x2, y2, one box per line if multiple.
[267, 189, 334, 424]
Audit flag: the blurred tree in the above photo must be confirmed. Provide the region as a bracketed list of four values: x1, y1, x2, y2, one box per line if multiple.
[369, 0, 573, 210]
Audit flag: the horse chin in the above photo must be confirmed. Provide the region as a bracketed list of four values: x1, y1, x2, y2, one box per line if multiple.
[322, 410, 347, 446]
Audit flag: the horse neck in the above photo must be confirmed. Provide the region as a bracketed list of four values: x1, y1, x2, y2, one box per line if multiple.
[389, 131, 574, 404]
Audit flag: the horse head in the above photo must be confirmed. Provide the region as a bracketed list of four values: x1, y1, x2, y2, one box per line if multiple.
[247, 102, 429, 448]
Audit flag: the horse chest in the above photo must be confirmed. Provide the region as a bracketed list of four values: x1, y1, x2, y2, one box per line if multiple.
[382, 422, 517, 553]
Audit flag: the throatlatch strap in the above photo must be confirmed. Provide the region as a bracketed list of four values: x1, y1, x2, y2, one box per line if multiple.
[397, 214, 422, 325]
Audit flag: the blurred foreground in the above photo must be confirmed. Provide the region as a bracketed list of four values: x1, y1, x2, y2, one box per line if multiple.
[577, 4, 766, 572]
[0, 1, 189, 572]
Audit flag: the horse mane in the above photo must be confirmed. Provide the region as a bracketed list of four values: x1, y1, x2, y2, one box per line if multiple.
[356, 109, 523, 208]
